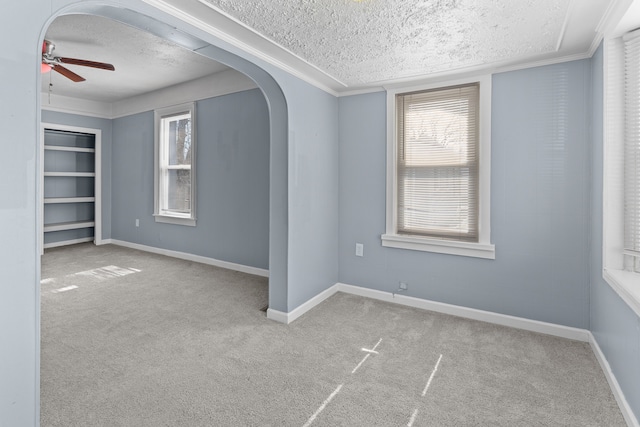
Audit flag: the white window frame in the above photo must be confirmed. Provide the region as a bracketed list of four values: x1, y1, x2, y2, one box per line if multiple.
[381, 75, 494, 259]
[603, 30, 640, 318]
[154, 102, 197, 227]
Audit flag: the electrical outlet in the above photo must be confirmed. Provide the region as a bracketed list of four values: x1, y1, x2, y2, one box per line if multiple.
[355, 243, 364, 257]
[135, 219, 139, 227]
[399, 282, 408, 290]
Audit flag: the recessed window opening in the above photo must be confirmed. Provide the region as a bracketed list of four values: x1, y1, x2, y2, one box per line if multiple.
[396, 83, 479, 242]
[382, 75, 494, 259]
[154, 104, 196, 225]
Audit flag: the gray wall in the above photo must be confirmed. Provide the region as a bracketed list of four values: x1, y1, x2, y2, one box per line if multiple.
[4, 1, 638, 425]
[339, 59, 592, 329]
[111, 89, 270, 270]
[281, 77, 340, 310]
[2, 2, 293, 424]
[41, 110, 113, 241]
[589, 44, 640, 420]
[1, 3, 47, 424]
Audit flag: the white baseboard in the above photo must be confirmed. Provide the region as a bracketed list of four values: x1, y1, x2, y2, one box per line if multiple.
[335, 283, 590, 342]
[265, 308, 289, 324]
[266, 281, 590, 342]
[267, 284, 340, 324]
[43, 237, 94, 249]
[104, 239, 269, 277]
[589, 333, 640, 427]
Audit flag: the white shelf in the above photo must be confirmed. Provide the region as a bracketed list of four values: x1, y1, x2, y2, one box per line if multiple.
[44, 197, 95, 204]
[44, 145, 95, 153]
[43, 172, 95, 177]
[41, 123, 102, 254]
[43, 221, 95, 233]
[43, 237, 94, 249]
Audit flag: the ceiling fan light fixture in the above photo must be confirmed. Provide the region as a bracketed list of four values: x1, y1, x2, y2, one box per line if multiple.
[41, 63, 52, 73]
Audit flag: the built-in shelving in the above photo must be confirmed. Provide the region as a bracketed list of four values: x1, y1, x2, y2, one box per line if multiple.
[44, 172, 96, 177]
[43, 220, 96, 233]
[44, 146, 95, 153]
[44, 197, 95, 204]
[41, 123, 101, 251]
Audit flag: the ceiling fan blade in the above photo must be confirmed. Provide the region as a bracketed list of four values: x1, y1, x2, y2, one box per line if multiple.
[58, 57, 115, 71]
[53, 65, 86, 82]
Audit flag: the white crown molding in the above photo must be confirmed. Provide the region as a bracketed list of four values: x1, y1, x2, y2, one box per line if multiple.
[140, 0, 343, 96]
[377, 51, 594, 94]
[111, 68, 256, 118]
[585, 0, 635, 56]
[41, 93, 113, 119]
[136, 0, 615, 98]
[42, 69, 257, 119]
[195, 0, 348, 89]
[341, 50, 594, 97]
[555, 0, 575, 52]
[336, 86, 385, 98]
[43, 0, 624, 106]
[596, 0, 634, 37]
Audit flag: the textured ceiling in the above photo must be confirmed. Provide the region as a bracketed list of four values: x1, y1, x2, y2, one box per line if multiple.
[41, 0, 619, 101]
[43, 15, 229, 103]
[202, 0, 571, 85]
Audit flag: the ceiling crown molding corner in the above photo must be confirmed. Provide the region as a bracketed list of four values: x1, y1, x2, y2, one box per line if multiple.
[555, 0, 575, 51]
[595, 0, 634, 37]
[41, 93, 114, 119]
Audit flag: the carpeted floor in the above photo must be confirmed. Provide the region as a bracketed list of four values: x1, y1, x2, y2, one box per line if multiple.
[40, 243, 626, 426]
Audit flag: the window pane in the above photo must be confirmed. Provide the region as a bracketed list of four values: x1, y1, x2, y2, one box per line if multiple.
[396, 83, 479, 241]
[167, 115, 191, 166]
[398, 166, 477, 240]
[155, 103, 196, 224]
[624, 30, 640, 270]
[403, 97, 475, 167]
[166, 169, 191, 213]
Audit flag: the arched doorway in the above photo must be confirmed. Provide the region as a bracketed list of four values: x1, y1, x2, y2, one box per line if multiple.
[38, 3, 289, 314]
[35, 2, 291, 422]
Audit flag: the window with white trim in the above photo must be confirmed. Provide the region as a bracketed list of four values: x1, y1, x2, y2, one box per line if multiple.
[382, 76, 494, 259]
[154, 102, 196, 226]
[603, 28, 640, 317]
[624, 29, 640, 270]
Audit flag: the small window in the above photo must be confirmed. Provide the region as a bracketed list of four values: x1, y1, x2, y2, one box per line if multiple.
[382, 76, 494, 259]
[154, 103, 196, 226]
[603, 29, 640, 318]
[623, 29, 640, 271]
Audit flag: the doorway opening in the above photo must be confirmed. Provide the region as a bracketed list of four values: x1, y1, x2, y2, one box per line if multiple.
[38, 5, 289, 421]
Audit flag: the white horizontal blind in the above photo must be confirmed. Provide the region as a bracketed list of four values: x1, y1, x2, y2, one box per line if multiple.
[396, 83, 479, 241]
[624, 29, 640, 272]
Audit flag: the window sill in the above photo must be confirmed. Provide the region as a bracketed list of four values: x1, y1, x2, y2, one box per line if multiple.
[381, 234, 495, 259]
[603, 268, 640, 318]
[153, 214, 196, 227]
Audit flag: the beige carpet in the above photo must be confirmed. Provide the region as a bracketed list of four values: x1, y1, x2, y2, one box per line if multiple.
[40, 243, 625, 426]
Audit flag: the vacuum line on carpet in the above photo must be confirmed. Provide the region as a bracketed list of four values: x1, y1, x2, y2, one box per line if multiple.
[52, 285, 78, 293]
[352, 338, 383, 374]
[421, 354, 443, 396]
[351, 353, 371, 374]
[370, 338, 383, 351]
[302, 384, 343, 427]
[407, 408, 419, 427]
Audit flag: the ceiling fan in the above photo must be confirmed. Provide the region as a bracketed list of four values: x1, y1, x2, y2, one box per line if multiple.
[41, 39, 115, 82]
